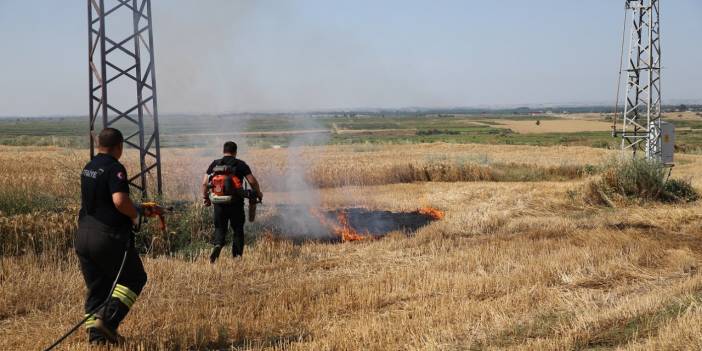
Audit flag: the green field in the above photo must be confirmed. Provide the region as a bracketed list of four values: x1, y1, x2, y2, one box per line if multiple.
[1, 113, 700, 152]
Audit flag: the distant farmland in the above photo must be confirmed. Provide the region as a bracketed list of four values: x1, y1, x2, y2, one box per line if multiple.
[1, 111, 701, 151]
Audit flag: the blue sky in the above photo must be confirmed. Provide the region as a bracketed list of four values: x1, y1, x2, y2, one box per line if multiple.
[0, 0, 700, 116]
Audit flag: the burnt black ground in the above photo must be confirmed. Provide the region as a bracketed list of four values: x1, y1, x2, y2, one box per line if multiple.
[260, 205, 436, 243]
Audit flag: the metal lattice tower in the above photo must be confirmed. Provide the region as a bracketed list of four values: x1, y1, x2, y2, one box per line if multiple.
[618, 0, 662, 161]
[88, 0, 163, 196]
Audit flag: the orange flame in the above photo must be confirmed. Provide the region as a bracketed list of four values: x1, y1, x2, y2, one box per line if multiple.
[418, 207, 445, 220]
[311, 209, 370, 242]
[335, 211, 369, 242]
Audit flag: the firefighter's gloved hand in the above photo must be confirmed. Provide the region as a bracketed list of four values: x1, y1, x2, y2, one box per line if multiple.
[203, 197, 212, 207]
[256, 191, 263, 202]
[131, 213, 141, 232]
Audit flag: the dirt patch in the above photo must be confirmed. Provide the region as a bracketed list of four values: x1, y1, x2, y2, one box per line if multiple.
[490, 119, 613, 134]
[334, 128, 416, 136]
[174, 130, 331, 137]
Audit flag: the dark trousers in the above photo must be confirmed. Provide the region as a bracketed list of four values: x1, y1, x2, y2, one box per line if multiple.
[213, 204, 246, 257]
[75, 216, 147, 316]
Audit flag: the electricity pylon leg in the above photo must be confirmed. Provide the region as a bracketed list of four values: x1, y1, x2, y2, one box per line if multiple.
[88, 0, 163, 197]
[619, 0, 662, 161]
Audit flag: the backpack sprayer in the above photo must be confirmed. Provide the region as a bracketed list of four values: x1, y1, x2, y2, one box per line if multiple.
[206, 165, 261, 222]
[43, 201, 170, 351]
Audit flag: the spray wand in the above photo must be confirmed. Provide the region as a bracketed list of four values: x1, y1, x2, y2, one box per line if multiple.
[139, 201, 173, 231]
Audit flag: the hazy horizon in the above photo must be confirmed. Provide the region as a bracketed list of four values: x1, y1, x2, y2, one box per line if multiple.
[1, 0, 701, 117]
[4, 99, 702, 119]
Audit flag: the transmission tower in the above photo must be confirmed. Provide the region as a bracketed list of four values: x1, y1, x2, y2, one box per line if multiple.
[88, 0, 163, 196]
[617, 0, 666, 162]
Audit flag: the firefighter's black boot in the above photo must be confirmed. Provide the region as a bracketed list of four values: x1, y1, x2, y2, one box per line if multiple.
[87, 327, 107, 345]
[85, 314, 108, 345]
[95, 297, 128, 345]
[210, 245, 223, 263]
[96, 283, 139, 344]
[93, 319, 125, 345]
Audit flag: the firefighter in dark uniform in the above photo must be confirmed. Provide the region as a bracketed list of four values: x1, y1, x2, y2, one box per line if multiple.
[201, 141, 262, 263]
[75, 128, 148, 345]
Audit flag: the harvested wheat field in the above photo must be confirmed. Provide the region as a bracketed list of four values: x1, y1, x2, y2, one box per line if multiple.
[2, 143, 702, 350]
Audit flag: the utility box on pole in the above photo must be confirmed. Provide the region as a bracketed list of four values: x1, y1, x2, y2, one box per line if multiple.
[650, 121, 675, 166]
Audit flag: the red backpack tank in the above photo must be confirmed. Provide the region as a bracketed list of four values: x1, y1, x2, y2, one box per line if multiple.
[208, 162, 243, 204]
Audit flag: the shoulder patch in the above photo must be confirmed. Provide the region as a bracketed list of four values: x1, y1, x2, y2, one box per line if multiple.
[116, 171, 126, 180]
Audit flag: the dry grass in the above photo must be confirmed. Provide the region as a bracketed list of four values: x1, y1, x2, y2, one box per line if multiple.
[1, 144, 602, 255]
[584, 158, 699, 207]
[664, 111, 702, 121]
[248, 143, 608, 190]
[2, 143, 702, 350]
